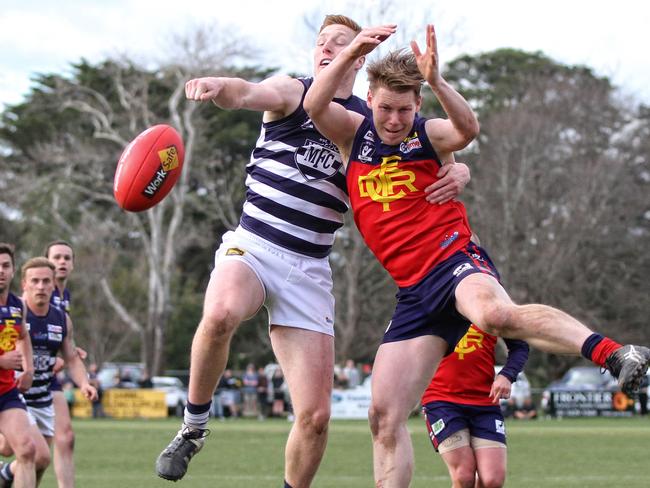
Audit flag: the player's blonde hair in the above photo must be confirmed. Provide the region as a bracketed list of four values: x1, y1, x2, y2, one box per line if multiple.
[21, 257, 55, 279]
[367, 49, 424, 97]
[319, 14, 362, 34]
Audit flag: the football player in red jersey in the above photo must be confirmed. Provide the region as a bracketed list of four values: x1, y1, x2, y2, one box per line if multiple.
[0, 243, 38, 488]
[304, 23, 650, 487]
[422, 325, 529, 488]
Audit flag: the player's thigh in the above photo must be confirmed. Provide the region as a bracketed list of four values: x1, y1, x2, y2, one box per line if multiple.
[203, 259, 265, 323]
[0, 408, 34, 454]
[371, 335, 447, 419]
[270, 327, 334, 413]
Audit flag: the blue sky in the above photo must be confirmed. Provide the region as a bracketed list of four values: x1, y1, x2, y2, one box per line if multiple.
[2, 0, 649, 108]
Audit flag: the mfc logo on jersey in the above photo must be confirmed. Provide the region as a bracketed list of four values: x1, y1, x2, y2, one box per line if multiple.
[357, 156, 418, 211]
[454, 327, 485, 359]
[295, 139, 343, 180]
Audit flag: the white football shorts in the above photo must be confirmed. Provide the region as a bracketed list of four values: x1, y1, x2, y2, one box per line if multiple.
[27, 404, 55, 437]
[213, 227, 335, 336]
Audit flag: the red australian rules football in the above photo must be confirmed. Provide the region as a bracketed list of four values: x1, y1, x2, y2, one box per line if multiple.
[113, 124, 185, 212]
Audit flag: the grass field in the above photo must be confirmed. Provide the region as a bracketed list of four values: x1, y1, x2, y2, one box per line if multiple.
[34, 416, 650, 487]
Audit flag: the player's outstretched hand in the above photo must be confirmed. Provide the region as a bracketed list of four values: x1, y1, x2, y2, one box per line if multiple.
[411, 24, 441, 85]
[185, 77, 226, 102]
[346, 25, 397, 58]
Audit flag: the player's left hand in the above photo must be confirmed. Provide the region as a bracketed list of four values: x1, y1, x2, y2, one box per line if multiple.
[489, 374, 512, 404]
[81, 383, 99, 402]
[76, 347, 88, 360]
[411, 24, 441, 85]
[425, 162, 470, 204]
[53, 356, 65, 374]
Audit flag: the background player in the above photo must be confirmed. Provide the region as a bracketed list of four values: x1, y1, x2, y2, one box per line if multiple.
[44, 240, 80, 488]
[0, 243, 38, 488]
[0, 258, 97, 487]
[422, 325, 529, 488]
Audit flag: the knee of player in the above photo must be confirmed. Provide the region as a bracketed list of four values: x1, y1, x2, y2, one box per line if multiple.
[449, 468, 476, 488]
[478, 472, 505, 488]
[200, 307, 240, 338]
[480, 302, 516, 334]
[367, 405, 398, 443]
[13, 437, 36, 463]
[294, 406, 330, 435]
[34, 443, 51, 470]
[56, 427, 75, 449]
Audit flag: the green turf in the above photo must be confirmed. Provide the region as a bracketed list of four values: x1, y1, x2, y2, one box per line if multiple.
[34, 416, 650, 487]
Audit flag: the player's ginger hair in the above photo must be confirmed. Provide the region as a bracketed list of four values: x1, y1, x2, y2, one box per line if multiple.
[319, 14, 362, 34]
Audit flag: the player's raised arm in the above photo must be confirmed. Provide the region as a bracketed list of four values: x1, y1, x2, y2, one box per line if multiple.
[305, 25, 396, 159]
[411, 24, 479, 153]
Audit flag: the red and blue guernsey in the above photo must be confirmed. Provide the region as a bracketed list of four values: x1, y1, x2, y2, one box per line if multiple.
[421, 324, 529, 406]
[347, 116, 472, 287]
[0, 293, 23, 395]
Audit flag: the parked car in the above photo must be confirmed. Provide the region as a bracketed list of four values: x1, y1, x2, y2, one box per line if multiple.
[152, 376, 188, 417]
[540, 366, 634, 417]
[97, 362, 145, 390]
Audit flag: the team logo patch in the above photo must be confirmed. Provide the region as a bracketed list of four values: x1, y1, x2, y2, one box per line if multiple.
[358, 158, 418, 211]
[0, 324, 19, 352]
[9, 307, 22, 317]
[364, 130, 374, 141]
[495, 419, 506, 435]
[225, 248, 245, 256]
[452, 263, 473, 277]
[47, 324, 63, 333]
[358, 141, 375, 163]
[48, 332, 63, 342]
[440, 231, 459, 248]
[399, 132, 422, 153]
[432, 418, 445, 435]
[295, 139, 343, 180]
[300, 118, 315, 130]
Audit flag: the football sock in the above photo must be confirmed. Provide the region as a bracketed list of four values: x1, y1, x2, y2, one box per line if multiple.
[581, 333, 622, 367]
[184, 400, 212, 430]
[284, 481, 294, 488]
[0, 462, 13, 481]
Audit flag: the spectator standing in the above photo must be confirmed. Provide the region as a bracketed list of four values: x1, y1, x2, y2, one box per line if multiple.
[87, 364, 105, 419]
[271, 368, 286, 417]
[342, 360, 361, 388]
[256, 367, 270, 420]
[241, 364, 259, 417]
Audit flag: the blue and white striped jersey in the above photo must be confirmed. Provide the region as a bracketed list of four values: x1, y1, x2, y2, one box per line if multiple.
[23, 305, 67, 409]
[240, 77, 369, 258]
